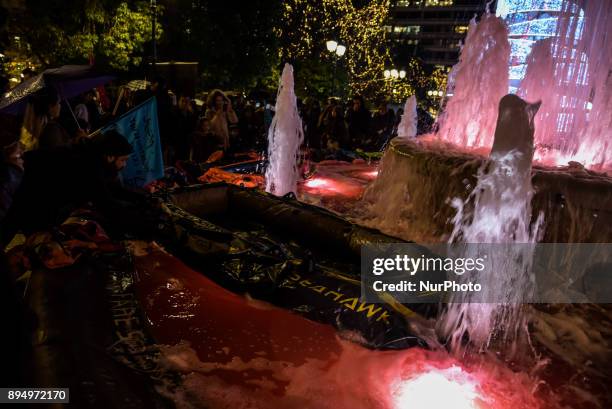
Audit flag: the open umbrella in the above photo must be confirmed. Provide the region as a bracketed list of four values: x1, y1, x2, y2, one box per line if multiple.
[125, 79, 150, 91]
[0, 65, 115, 115]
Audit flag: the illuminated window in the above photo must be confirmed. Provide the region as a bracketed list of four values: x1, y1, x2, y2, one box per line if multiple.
[425, 0, 453, 6]
[393, 25, 421, 34]
[393, 0, 424, 5]
[407, 25, 421, 33]
[454, 25, 468, 34]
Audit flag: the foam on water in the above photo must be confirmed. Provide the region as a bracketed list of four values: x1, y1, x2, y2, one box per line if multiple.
[265, 63, 304, 196]
[154, 340, 544, 409]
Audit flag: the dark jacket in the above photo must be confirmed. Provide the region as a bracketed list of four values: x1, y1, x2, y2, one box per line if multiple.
[4, 143, 147, 239]
[38, 121, 71, 150]
[346, 107, 371, 146]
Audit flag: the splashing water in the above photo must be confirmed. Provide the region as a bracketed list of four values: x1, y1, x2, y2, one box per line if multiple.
[439, 1, 612, 171]
[516, 1, 589, 164]
[517, 39, 556, 148]
[438, 96, 544, 355]
[571, 1, 612, 169]
[156, 341, 543, 409]
[438, 152, 543, 355]
[265, 63, 304, 196]
[436, 12, 510, 149]
[397, 96, 417, 139]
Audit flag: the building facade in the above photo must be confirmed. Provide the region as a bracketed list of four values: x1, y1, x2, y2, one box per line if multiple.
[386, 0, 490, 70]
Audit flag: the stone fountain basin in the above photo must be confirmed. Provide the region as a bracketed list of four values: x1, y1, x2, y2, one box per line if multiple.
[365, 139, 612, 243]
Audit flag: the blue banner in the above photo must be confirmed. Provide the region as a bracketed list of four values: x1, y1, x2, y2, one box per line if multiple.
[102, 97, 164, 188]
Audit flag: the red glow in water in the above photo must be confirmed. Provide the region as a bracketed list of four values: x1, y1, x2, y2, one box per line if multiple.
[304, 177, 330, 188]
[133, 244, 546, 409]
[393, 366, 483, 409]
[362, 170, 379, 179]
[301, 177, 364, 198]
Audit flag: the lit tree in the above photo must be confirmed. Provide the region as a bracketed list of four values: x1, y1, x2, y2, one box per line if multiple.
[279, 0, 392, 100]
[0, 1, 162, 73]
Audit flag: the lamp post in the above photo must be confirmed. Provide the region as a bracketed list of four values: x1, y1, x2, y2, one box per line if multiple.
[385, 67, 406, 80]
[384, 67, 407, 102]
[326, 40, 346, 97]
[151, 0, 157, 63]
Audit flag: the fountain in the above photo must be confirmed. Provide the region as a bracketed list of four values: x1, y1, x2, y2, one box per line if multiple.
[435, 12, 510, 149]
[438, 95, 544, 354]
[572, 0, 612, 168]
[357, 3, 612, 404]
[363, 2, 612, 245]
[436, 1, 612, 171]
[397, 96, 417, 140]
[265, 63, 304, 196]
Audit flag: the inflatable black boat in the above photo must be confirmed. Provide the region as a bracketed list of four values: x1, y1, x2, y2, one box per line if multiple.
[156, 183, 443, 350]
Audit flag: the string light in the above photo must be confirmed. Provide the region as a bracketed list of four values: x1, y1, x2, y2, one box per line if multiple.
[279, 0, 393, 100]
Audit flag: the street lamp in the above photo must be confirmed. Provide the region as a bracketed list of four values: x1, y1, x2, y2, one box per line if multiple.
[385, 67, 407, 103]
[326, 40, 346, 97]
[326, 40, 338, 53]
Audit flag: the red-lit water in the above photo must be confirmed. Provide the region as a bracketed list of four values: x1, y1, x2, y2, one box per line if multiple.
[130, 242, 557, 409]
[298, 160, 378, 213]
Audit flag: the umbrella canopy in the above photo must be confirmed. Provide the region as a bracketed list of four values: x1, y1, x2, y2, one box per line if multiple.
[0, 65, 115, 115]
[125, 79, 150, 91]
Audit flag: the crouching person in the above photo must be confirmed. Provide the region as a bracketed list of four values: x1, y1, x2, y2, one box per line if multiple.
[3, 129, 159, 242]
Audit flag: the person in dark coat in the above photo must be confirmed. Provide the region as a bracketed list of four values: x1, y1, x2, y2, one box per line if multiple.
[320, 104, 348, 151]
[345, 95, 370, 149]
[37, 89, 71, 149]
[190, 118, 218, 162]
[0, 139, 23, 224]
[302, 98, 322, 150]
[371, 101, 396, 149]
[3, 130, 149, 240]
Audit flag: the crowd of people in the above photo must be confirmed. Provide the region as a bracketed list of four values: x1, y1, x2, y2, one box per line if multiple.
[303, 95, 433, 159]
[108, 78, 435, 165]
[0, 70, 437, 241]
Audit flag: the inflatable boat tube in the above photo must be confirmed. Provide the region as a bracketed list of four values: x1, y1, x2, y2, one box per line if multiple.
[23, 251, 171, 408]
[156, 184, 444, 350]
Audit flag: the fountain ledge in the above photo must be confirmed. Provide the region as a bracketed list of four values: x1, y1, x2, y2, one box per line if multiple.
[365, 139, 612, 243]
